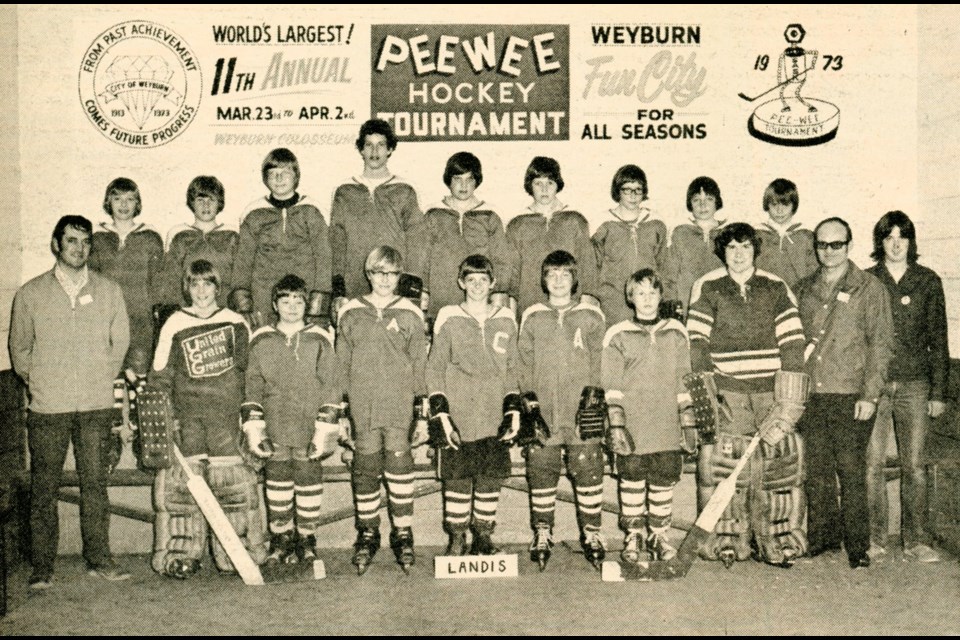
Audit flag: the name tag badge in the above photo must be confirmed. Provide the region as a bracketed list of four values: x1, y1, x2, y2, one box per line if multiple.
[79, 294, 93, 306]
[901, 295, 910, 305]
[836, 291, 850, 303]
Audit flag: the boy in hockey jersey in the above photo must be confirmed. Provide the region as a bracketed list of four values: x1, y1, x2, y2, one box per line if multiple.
[754, 178, 818, 291]
[602, 269, 692, 563]
[162, 176, 239, 310]
[506, 157, 599, 313]
[336, 246, 428, 574]
[592, 165, 670, 326]
[90, 177, 164, 427]
[330, 119, 424, 308]
[426, 254, 518, 556]
[149, 259, 265, 578]
[233, 148, 332, 329]
[416, 152, 510, 318]
[663, 176, 726, 312]
[515, 250, 607, 570]
[242, 275, 340, 564]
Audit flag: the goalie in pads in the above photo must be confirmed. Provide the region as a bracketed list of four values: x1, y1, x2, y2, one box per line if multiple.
[685, 223, 808, 567]
[242, 275, 341, 566]
[146, 260, 266, 578]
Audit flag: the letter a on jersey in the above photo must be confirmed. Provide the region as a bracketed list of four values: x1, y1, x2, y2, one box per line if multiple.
[573, 328, 585, 350]
[387, 318, 400, 332]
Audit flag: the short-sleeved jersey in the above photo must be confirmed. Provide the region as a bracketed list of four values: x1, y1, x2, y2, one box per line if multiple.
[593, 212, 668, 325]
[330, 177, 423, 298]
[150, 307, 250, 453]
[506, 205, 598, 312]
[233, 195, 331, 315]
[336, 296, 428, 433]
[602, 318, 691, 454]
[427, 304, 519, 443]
[244, 323, 337, 447]
[518, 299, 606, 443]
[162, 223, 239, 307]
[415, 201, 510, 316]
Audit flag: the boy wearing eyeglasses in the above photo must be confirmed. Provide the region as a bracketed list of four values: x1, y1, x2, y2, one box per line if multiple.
[335, 245, 428, 574]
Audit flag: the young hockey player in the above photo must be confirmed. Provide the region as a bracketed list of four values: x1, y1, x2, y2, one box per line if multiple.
[242, 275, 340, 564]
[754, 179, 818, 290]
[506, 156, 599, 313]
[663, 176, 726, 311]
[602, 269, 692, 563]
[233, 148, 332, 329]
[426, 254, 518, 556]
[592, 165, 669, 326]
[89, 177, 164, 411]
[416, 152, 510, 319]
[149, 259, 265, 578]
[686, 223, 809, 568]
[336, 246, 428, 574]
[515, 250, 607, 570]
[162, 176, 239, 309]
[330, 119, 424, 307]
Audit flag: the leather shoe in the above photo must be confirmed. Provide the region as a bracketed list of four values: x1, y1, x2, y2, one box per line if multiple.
[848, 552, 871, 569]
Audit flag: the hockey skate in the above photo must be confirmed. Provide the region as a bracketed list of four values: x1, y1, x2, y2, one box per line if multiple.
[470, 522, 500, 556]
[580, 529, 606, 570]
[164, 557, 201, 580]
[390, 527, 415, 574]
[265, 531, 298, 566]
[620, 531, 645, 564]
[352, 528, 381, 575]
[529, 523, 553, 571]
[446, 529, 469, 556]
[297, 534, 318, 563]
[718, 546, 737, 569]
[647, 532, 677, 561]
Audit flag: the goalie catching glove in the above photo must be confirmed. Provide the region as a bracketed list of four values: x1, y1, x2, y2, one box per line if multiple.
[428, 393, 462, 450]
[758, 371, 810, 446]
[309, 404, 342, 459]
[605, 404, 635, 456]
[240, 403, 275, 458]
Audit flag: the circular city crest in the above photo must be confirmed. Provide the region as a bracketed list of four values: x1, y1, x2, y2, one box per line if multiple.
[79, 21, 202, 148]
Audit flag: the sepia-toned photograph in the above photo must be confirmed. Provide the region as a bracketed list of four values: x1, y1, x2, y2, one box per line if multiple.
[1, 4, 958, 635]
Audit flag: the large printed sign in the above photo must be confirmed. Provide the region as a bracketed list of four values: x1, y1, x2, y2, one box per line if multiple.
[371, 24, 570, 141]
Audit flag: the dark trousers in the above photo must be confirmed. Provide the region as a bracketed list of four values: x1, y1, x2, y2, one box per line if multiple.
[28, 410, 113, 575]
[799, 394, 873, 557]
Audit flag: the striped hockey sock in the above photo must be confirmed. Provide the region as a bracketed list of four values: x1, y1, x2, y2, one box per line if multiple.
[473, 477, 502, 526]
[443, 479, 472, 531]
[575, 482, 604, 532]
[265, 459, 295, 534]
[294, 459, 324, 536]
[619, 478, 647, 531]
[647, 483, 674, 535]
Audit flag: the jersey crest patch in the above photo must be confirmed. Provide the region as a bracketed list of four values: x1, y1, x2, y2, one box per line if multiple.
[180, 325, 236, 378]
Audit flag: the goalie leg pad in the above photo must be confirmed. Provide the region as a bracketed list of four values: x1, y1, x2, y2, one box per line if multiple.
[151, 458, 207, 575]
[526, 445, 562, 528]
[352, 451, 384, 529]
[697, 436, 753, 561]
[384, 450, 415, 529]
[752, 432, 808, 563]
[207, 458, 267, 570]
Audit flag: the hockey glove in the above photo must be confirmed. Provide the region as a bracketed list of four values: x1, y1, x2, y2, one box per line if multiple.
[309, 404, 342, 459]
[498, 392, 523, 444]
[518, 392, 551, 448]
[240, 403, 275, 458]
[409, 395, 431, 448]
[605, 404, 635, 456]
[428, 393, 462, 450]
[576, 386, 607, 441]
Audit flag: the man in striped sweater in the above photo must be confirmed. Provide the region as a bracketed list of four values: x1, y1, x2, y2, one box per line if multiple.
[686, 222, 808, 568]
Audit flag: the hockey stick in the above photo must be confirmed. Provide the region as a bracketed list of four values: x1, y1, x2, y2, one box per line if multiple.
[172, 444, 266, 586]
[602, 430, 764, 582]
[737, 65, 816, 102]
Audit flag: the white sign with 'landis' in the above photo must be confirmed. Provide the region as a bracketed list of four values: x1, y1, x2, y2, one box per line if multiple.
[434, 554, 518, 579]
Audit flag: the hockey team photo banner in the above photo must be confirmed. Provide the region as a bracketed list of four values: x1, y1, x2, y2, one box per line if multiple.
[371, 24, 570, 141]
